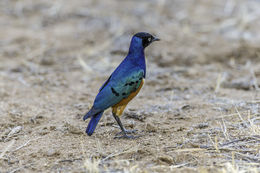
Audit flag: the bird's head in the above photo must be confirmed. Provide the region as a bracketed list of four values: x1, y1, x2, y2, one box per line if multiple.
[131, 32, 160, 49]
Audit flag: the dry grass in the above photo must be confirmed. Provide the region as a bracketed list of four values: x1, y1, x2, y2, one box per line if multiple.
[78, 108, 260, 172]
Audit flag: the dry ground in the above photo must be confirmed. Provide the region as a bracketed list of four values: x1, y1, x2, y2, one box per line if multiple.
[0, 0, 260, 172]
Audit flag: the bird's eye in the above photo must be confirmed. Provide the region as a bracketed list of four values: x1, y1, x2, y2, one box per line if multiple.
[147, 37, 151, 42]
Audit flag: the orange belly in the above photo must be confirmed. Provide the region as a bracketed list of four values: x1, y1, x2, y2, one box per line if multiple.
[112, 79, 144, 116]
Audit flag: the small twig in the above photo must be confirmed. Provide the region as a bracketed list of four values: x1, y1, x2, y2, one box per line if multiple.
[208, 134, 216, 149]
[200, 146, 256, 153]
[12, 137, 42, 152]
[112, 124, 120, 129]
[215, 73, 223, 93]
[247, 100, 260, 104]
[219, 138, 248, 147]
[232, 151, 235, 168]
[235, 152, 260, 162]
[170, 148, 206, 153]
[213, 111, 248, 120]
[101, 147, 134, 163]
[220, 119, 230, 140]
[78, 56, 93, 73]
[170, 162, 189, 168]
[234, 106, 247, 126]
[58, 157, 82, 163]
[249, 65, 259, 91]
[251, 135, 260, 140]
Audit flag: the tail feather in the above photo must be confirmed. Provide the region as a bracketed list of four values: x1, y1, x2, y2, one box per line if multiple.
[86, 111, 104, 136]
[83, 108, 97, 121]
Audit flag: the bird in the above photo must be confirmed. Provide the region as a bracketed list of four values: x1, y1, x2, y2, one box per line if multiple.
[83, 32, 159, 138]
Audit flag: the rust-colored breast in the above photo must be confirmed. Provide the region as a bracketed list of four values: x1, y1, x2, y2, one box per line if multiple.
[112, 79, 144, 116]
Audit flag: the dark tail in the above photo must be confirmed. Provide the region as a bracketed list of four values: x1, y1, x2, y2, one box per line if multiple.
[85, 111, 104, 136]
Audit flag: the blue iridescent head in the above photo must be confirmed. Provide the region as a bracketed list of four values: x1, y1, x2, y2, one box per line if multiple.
[133, 32, 160, 48]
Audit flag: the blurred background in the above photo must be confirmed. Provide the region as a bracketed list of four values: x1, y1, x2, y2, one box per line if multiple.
[1, 0, 260, 73]
[0, 0, 260, 172]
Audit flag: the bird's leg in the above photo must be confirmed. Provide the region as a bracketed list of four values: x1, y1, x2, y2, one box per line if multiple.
[117, 106, 137, 134]
[113, 106, 137, 134]
[112, 113, 138, 139]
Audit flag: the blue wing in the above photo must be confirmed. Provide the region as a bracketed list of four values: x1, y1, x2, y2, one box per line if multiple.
[93, 67, 144, 111]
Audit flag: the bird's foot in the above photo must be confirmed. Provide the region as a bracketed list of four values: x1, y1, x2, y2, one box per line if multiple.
[114, 133, 141, 139]
[116, 129, 137, 136]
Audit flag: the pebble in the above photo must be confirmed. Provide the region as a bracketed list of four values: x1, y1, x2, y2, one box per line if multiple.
[145, 123, 157, 132]
[46, 149, 60, 157]
[157, 155, 174, 164]
[7, 126, 22, 137]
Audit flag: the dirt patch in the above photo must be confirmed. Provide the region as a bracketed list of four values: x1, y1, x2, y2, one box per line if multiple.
[0, 0, 260, 172]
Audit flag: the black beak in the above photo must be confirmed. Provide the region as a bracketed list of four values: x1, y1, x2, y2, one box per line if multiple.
[152, 37, 160, 42]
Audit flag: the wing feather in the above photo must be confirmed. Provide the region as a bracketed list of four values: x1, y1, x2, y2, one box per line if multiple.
[93, 69, 144, 110]
[113, 70, 144, 99]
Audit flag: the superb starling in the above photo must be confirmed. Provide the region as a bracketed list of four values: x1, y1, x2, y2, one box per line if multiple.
[83, 32, 159, 138]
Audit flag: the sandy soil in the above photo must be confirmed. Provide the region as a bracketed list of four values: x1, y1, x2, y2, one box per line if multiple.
[0, 0, 260, 172]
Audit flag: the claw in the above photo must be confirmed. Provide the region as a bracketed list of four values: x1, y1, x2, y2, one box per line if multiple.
[116, 129, 137, 136]
[114, 134, 141, 139]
